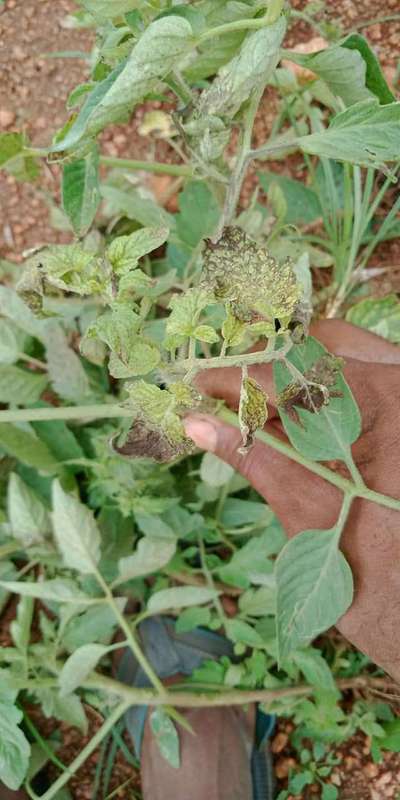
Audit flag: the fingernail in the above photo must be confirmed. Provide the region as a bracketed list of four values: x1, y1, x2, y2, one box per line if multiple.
[184, 415, 218, 451]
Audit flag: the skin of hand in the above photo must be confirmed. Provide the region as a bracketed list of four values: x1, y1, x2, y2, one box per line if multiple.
[184, 321, 400, 682]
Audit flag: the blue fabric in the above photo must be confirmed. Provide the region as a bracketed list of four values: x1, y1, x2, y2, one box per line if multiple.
[118, 616, 276, 798]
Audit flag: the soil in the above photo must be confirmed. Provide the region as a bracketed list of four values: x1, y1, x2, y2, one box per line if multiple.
[0, 0, 400, 798]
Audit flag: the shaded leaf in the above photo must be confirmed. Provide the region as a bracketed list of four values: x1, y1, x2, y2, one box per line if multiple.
[0, 424, 60, 474]
[60, 643, 109, 695]
[258, 171, 322, 225]
[52, 480, 101, 573]
[298, 99, 400, 168]
[0, 365, 47, 405]
[148, 586, 219, 613]
[150, 708, 180, 769]
[346, 294, 400, 343]
[45, 323, 90, 401]
[62, 146, 100, 237]
[7, 473, 50, 546]
[0, 701, 30, 790]
[275, 525, 353, 659]
[51, 17, 193, 151]
[117, 537, 176, 583]
[200, 452, 234, 487]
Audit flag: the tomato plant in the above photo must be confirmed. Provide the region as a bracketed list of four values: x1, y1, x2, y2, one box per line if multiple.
[1, 1, 400, 795]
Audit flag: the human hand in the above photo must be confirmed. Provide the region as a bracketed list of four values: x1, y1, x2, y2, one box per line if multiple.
[184, 321, 400, 680]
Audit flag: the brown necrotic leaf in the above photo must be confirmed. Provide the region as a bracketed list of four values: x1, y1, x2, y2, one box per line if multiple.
[277, 354, 344, 426]
[110, 420, 194, 464]
[238, 375, 268, 453]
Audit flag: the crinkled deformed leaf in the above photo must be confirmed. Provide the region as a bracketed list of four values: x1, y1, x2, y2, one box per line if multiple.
[18, 244, 110, 308]
[275, 525, 353, 659]
[52, 480, 101, 574]
[107, 226, 169, 275]
[7, 473, 51, 546]
[114, 380, 195, 463]
[346, 294, 400, 343]
[89, 308, 160, 378]
[238, 376, 268, 452]
[165, 288, 214, 348]
[199, 16, 286, 118]
[202, 227, 300, 325]
[51, 16, 193, 152]
[62, 145, 100, 237]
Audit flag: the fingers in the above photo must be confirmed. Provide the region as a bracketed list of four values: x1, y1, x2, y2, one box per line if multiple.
[310, 319, 400, 364]
[184, 413, 342, 535]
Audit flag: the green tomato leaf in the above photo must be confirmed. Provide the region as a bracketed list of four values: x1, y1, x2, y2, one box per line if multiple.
[275, 525, 353, 660]
[59, 643, 109, 696]
[200, 452, 234, 488]
[62, 146, 100, 237]
[52, 480, 101, 574]
[199, 16, 286, 118]
[238, 585, 276, 618]
[117, 537, 176, 584]
[45, 323, 90, 402]
[147, 586, 219, 614]
[0, 701, 30, 790]
[62, 605, 119, 652]
[90, 308, 160, 378]
[225, 619, 264, 647]
[192, 324, 219, 344]
[0, 319, 20, 364]
[0, 424, 60, 474]
[107, 226, 169, 274]
[346, 294, 400, 343]
[81, 0, 140, 20]
[0, 365, 47, 405]
[291, 648, 336, 690]
[165, 288, 213, 346]
[10, 595, 34, 653]
[7, 473, 51, 546]
[175, 607, 211, 634]
[0, 578, 90, 603]
[101, 185, 172, 229]
[297, 99, 400, 168]
[218, 531, 275, 589]
[150, 708, 180, 769]
[258, 171, 322, 225]
[274, 337, 361, 461]
[283, 33, 395, 107]
[51, 17, 193, 151]
[34, 688, 88, 734]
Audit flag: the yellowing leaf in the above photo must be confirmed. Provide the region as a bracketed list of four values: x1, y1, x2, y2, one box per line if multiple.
[238, 376, 268, 452]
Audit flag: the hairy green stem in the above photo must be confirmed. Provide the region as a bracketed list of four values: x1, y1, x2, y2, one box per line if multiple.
[26, 701, 130, 800]
[95, 569, 166, 696]
[83, 672, 394, 707]
[197, 7, 283, 44]
[99, 155, 193, 178]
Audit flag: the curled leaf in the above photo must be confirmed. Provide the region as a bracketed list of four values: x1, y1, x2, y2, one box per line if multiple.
[202, 227, 300, 326]
[277, 354, 344, 426]
[238, 375, 268, 453]
[112, 381, 195, 463]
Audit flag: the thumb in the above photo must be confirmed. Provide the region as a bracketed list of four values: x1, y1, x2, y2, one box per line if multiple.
[183, 413, 341, 534]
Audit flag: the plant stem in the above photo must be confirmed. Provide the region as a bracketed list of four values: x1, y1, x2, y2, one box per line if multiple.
[197, 10, 282, 44]
[84, 672, 395, 708]
[0, 404, 134, 423]
[215, 84, 265, 238]
[219, 407, 400, 512]
[99, 155, 193, 178]
[26, 701, 130, 800]
[94, 569, 166, 696]
[18, 352, 48, 371]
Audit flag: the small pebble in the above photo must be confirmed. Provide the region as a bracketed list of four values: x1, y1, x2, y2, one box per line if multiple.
[0, 109, 16, 128]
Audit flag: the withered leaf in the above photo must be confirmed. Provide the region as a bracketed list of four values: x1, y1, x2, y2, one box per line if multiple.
[110, 420, 194, 464]
[277, 354, 344, 426]
[238, 376, 268, 453]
